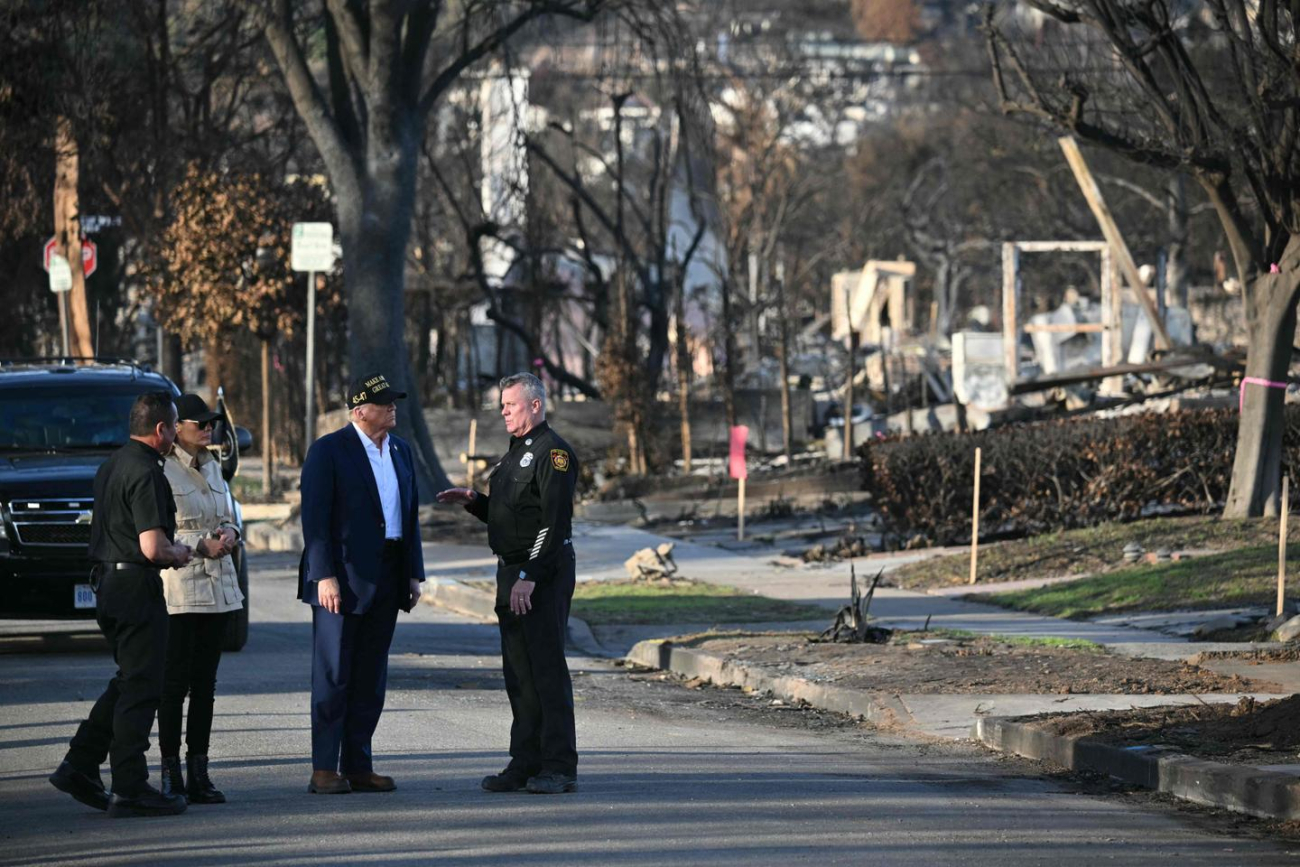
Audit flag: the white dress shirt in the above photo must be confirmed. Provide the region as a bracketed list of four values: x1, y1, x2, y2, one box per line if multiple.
[352, 422, 402, 540]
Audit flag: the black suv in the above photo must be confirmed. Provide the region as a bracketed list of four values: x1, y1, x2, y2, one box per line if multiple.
[0, 358, 252, 650]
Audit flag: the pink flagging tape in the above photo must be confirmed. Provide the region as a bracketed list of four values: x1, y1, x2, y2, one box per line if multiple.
[1240, 376, 1290, 412]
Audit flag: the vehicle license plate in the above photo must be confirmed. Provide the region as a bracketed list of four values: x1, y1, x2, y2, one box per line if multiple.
[74, 584, 96, 609]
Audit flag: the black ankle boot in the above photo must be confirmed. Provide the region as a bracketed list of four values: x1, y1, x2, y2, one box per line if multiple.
[186, 754, 225, 804]
[159, 756, 186, 802]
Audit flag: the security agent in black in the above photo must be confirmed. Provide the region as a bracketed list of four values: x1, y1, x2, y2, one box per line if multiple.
[437, 372, 579, 794]
[49, 392, 195, 818]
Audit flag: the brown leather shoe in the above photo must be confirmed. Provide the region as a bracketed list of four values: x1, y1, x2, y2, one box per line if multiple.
[308, 771, 351, 795]
[345, 772, 396, 792]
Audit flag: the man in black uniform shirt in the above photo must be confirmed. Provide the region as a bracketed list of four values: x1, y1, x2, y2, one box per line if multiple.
[49, 392, 195, 818]
[437, 372, 580, 794]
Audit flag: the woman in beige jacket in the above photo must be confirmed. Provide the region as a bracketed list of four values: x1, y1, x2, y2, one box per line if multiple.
[157, 394, 243, 805]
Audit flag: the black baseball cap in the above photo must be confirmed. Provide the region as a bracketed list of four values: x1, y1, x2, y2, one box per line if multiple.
[348, 373, 406, 408]
[175, 393, 223, 425]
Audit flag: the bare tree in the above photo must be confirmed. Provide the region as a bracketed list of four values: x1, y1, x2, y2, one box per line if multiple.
[140, 166, 336, 496]
[258, 0, 626, 493]
[0, 0, 302, 368]
[987, 0, 1300, 517]
[529, 88, 708, 473]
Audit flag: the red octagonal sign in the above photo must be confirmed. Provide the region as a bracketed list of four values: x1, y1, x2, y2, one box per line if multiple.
[43, 236, 97, 279]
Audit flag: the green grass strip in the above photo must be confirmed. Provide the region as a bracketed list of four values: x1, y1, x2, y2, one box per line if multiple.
[984, 543, 1300, 619]
[571, 580, 829, 626]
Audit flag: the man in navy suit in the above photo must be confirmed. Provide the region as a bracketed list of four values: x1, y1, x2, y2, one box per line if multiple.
[297, 372, 425, 794]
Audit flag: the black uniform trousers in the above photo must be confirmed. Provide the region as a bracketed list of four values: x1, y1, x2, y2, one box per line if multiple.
[494, 545, 578, 777]
[310, 545, 402, 774]
[66, 566, 169, 795]
[158, 611, 231, 757]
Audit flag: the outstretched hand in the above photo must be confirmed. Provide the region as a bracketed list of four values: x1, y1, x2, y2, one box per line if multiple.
[435, 488, 477, 505]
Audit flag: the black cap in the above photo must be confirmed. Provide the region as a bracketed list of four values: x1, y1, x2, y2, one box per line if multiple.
[175, 393, 223, 425]
[348, 373, 406, 408]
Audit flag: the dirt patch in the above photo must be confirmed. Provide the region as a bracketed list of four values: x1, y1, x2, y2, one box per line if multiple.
[1028, 695, 1300, 766]
[680, 632, 1281, 695]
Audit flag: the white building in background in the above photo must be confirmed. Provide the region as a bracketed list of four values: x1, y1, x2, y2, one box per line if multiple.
[479, 69, 530, 284]
[462, 7, 931, 389]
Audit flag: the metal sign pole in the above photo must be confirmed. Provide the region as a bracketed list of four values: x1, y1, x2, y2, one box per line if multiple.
[291, 222, 334, 451]
[49, 254, 73, 356]
[305, 271, 317, 449]
[58, 292, 71, 357]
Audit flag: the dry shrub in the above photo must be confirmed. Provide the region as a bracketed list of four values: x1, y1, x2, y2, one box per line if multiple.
[859, 407, 1300, 545]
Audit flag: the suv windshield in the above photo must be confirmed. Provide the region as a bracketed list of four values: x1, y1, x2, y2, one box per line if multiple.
[0, 386, 169, 450]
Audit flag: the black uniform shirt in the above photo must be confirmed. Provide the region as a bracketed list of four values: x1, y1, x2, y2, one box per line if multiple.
[467, 421, 578, 584]
[89, 439, 177, 565]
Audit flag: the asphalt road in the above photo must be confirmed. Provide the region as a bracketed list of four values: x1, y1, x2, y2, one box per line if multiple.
[0, 551, 1294, 866]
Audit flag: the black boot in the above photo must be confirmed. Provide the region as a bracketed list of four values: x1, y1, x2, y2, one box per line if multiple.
[107, 783, 186, 818]
[159, 756, 186, 803]
[186, 754, 225, 804]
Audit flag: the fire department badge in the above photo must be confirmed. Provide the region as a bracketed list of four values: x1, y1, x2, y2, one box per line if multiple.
[551, 449, 570, 471]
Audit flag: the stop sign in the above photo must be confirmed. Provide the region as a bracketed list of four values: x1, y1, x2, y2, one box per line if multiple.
[43, 236, 97, 279]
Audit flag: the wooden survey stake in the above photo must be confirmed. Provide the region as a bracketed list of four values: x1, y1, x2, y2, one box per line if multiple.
[1280, 475, 1290, 617]
[738, 477, 747, 541]
[969, 447, 982, 585]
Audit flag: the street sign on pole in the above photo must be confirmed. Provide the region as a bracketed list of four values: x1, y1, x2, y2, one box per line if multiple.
[43, 236, 97, 278]
[293, 223, 333, 450]
[305, 273, 318, 449]
[48, 255, 73, 293]
[291, 223, 335, 272]
[49, 254, 72, 356]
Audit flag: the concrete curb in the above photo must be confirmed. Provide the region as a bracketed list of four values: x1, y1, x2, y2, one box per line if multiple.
[625, 639, 915, 729]
[627, 638, 1300, 822]
[973, 716, 1300, 821]
[422, 577, 614, 658]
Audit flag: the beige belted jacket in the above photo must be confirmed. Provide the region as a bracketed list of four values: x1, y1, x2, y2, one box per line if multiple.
[160, 446, 244, 616]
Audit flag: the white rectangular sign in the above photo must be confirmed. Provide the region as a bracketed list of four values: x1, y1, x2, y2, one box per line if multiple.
[48, 254, 73, 292]
[291, 222, 335, 272]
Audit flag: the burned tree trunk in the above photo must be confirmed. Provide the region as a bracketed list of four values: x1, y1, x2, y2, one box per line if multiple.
[1225, 238, 1300, 517]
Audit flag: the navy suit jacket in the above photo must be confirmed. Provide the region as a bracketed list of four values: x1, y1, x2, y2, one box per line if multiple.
[297, 424, 425, 614]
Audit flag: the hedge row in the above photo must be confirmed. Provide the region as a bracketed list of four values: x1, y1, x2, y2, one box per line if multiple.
[858, 407, 1300, 545]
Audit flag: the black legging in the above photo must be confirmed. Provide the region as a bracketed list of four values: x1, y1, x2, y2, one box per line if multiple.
[158, 612, 230, 758]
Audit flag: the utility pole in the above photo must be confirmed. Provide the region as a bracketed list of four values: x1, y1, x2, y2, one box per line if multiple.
[54, 117, 93, 357]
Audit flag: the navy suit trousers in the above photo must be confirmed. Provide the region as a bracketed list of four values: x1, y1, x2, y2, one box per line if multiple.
[310, 549, 402, 774]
